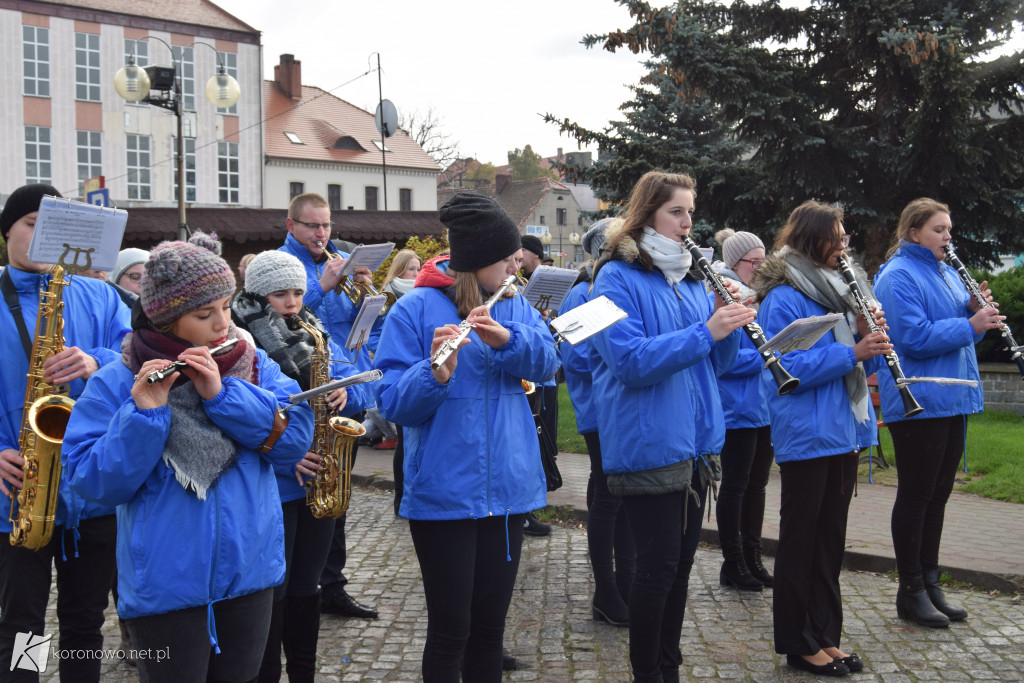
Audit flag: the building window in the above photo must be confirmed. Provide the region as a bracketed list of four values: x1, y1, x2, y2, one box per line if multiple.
[76, 131, 102, 197]
[328, 184, 342, 211]
[25, 126, 52, 184]
[125, 38, 149, 66]
[75, 32, 101, 101]
[216, 51, 238, 115]
[171, 45, 195, 111]
[399, 188, 412, 211]
[539, 215, 546, 225]
[578, 214, 584, 226]
[126, 134, 152, 200]
[556, 208, 567, 225]
[365, 186, 378, 211]
[172, 137, 197, 203]
[289, 182, 304, 200]
[23, 26, 50, 97]
[218, 141, 240, 204]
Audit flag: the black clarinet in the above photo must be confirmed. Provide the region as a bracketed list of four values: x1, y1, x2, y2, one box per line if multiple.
[683, 238, 799, 396]
[836, 255, 924, 417]
[944, 243, 1024, 378]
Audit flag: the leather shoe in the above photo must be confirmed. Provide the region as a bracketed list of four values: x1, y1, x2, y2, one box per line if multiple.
[839, 653, 863, 673]
[321, 589, 378, 619]
[786, 654, 850, 677]
[502, 651, 517, 671]
[523, 512, 551, 537]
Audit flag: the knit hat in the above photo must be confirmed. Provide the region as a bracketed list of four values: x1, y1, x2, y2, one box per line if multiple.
[582, 218, 618, 258]
[245, 250, 307, 297]
[141, 232, 236, 326]
[520, 234, 544, 258]
[440, 193, 522, 272]
[1, 183, 61, 240]
[107, 248, 150, 285]
[716, 229, 765, 269]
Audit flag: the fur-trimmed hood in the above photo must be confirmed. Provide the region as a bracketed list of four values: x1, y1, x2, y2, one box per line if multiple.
[752, 249, 875, 306]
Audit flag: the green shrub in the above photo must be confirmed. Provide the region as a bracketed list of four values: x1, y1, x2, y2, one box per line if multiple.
[972, 265, 1024, 363]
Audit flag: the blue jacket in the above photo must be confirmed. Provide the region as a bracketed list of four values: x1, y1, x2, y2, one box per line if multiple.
[0, 267, 130, 534]
[757, 284, 879, 462]
[873, 242, 984, 422]
[373, 267, 558, 521]
[589, 260, 739, 476]
[62, 350, 312, 620]
[718, 334, 771, 430]
[560, 281, 598, 434]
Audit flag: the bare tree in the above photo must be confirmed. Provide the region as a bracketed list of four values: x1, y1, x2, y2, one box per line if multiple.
[399, 106, 461, 170]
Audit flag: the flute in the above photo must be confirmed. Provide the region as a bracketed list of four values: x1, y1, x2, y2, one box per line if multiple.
[683, 238, 800, 395]
[430, 274, 518, 371]
[146, 338, 240, 384]
[944, 243, 1024, 378]
[836, 255, 924, 417]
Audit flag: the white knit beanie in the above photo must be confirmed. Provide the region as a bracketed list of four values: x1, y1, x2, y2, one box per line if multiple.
[244, 251, 307, 297]
[107, 247, 150, 284]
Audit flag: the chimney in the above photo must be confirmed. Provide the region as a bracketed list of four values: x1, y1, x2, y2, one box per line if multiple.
[495, 173, 511, 196]
[274, 54, 302, 101]
[557, 147, 563, 158]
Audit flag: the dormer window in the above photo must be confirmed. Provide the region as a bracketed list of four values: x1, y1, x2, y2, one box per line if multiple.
[372, 139, 391, 152]
[283, 131, 303, 144]
[334, 136, 363, 150]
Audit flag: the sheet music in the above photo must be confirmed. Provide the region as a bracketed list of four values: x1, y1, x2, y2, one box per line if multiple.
[759, 313, 844, 356]
[551, 295, 627, 346]
[337, 243, 395, 277]
[345, 294, 387, 350]
[520, 266, 579, 312]
[27, 195, 128, 271]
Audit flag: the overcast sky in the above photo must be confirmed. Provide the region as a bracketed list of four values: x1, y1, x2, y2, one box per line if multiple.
[211, 0, 648, 168]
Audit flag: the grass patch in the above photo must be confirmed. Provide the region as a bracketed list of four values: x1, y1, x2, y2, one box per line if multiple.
[532, 504, 579, 525]
[556, 383, 588, 455]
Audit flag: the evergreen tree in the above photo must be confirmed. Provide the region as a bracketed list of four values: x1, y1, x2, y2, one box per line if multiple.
[548, 0, 1024, 269]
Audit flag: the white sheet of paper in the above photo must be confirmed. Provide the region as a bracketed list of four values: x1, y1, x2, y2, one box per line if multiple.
[758, 313, 844, 356]
[337, 243, 396, 277]
[27, 195, 128, 271]
[551, 295, 627, 345]
[519, 266, 579, 312]
[345, 294, 387, 350]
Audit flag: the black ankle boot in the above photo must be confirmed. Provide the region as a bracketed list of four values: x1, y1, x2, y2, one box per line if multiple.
[592, 579, 629, 627]
[923, 569, 967, 621]
[719, 557, 763, 591]
[896, 574, 949, 628]
[743, 548, 774, 587]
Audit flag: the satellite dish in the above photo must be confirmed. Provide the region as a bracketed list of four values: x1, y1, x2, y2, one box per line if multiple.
[374, 99, 398, 138]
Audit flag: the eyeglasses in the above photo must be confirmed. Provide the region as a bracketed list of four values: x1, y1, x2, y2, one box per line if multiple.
[839, 235, 851, 247]
[293, 219, 334, 231]
[737, 258, 765, 268]
[123, 272, 142, 282]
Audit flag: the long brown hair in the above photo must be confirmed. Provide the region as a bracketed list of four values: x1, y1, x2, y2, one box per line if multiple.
[449, 269, 483, 318]
[382, 249, 420, 289]
[886, 198, 950, 259]
[774, 200, 844, 267]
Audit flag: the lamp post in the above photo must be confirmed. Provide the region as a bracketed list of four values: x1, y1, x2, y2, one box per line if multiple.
[113, 38, 240, 241]
[568, 230, 581, 267]
[540, 229, 553, 263]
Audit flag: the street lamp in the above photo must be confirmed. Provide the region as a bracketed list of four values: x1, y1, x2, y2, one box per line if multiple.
[539, 229, 553, 262]
[568, 230, 581, 267]
[113, 38, 240, 241]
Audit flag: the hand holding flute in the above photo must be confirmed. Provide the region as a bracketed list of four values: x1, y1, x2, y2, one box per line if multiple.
[430, 274, 518, 382]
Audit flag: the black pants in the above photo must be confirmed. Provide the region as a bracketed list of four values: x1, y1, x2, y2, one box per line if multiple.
[716, 426, 774, 561]
[621, 467, 707, 683]
[0, 514, 116, 683]
[584, 431, 635, 589]
[319, 442, 359, 594]
[127, 587, 273, 683]
[890, 415, 966, 578]
[279, 499, 335, 600]
[409, 515, 525, 683]
[773, 453, 857, 656]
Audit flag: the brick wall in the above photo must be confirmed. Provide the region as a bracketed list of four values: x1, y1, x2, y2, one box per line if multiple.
[978, 363, 1024, 415]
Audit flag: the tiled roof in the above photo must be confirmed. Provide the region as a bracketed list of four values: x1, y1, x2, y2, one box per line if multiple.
[437, 178, 573, 230]
[34, 0, 259, 35]
[124, 208, 444, 244]
[264, 83, 439, 172]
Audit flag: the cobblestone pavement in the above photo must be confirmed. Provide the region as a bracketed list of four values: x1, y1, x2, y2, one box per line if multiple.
[40, 487, 1024, 681]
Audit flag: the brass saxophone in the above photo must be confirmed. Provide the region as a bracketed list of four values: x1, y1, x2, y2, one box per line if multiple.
[9, 264, 76, 549]
[288, 316, 365, 518]
[317, 241, 396, 317]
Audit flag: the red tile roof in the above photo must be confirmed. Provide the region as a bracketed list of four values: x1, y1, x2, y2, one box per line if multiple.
[264, 83, 439, 172]
[437, 177, 574, 231]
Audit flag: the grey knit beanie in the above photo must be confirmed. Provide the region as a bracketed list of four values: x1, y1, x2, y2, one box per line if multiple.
[141, 232, 236, 326]
[107, 248, 150, 285]
[582, 218, 619, 258]
[245, 251, 307, 297]
[716, 229, 765, 269]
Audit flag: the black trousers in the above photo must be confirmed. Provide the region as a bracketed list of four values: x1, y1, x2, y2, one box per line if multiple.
[279, 498, 335, 600]
[0, 514, 116, 683]
[773, 453, 857, 656]
[716, 426, 774, 561]
[408, 515, 525, 683]
[621, 467, 707, 683]
[319, 441, 360, 594]
[584, 431, 635, 588]
[890, 415, 967, 578]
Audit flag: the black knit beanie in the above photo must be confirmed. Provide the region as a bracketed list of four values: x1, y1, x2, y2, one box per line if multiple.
[440, 193, 522, 272]
[520, 234, 544, 258]
[1, 184, 62, 240]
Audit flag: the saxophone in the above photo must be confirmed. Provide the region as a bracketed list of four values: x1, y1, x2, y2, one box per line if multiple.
[288, 316, 365, 518]
[9, 264, 76, 549]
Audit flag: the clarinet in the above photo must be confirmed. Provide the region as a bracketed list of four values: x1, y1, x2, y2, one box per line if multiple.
[944, 243, 1024, 378]
[430, 274, 519, 371]
[683, 238, 799, 396]
[836, 255, 924, 417]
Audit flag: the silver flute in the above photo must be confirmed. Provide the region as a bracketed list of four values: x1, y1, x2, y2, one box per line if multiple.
[430, 274, 518, 371]
[146, 338, 240, 384]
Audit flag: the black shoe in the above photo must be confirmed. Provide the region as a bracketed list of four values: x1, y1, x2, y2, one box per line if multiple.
[744, 549, 774, 587]
[502, 651, 517, 671]
[896, 575, 949, 628]
[839, 653, 863, 673]
[719, 558, 763, 591]
[591, 580, 629, 627]
[786, 654, 850, 677]
[321, 589, 378, 619]
[523, 513, 551, 537]
[923, 569, 968, 621]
